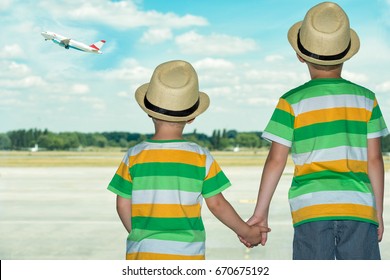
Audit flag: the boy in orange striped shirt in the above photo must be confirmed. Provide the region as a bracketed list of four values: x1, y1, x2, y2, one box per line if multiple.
[108, 60, 270, 260]
[244, 2, 388, 259]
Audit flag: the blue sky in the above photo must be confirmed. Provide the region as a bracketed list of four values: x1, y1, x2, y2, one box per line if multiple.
[1, 0, 390, 135]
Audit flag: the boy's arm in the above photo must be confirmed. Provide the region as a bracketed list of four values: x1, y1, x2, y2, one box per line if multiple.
[246, 141, 289, 244]
[367, 137, 385, 242]
[205, 193, 270, 246]
[116, 195, 132, 233]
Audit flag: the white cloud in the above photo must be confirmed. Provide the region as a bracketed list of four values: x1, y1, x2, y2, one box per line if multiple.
[0, 76, 45, 89]
[375, 81, 390, 92]
[342, 71, 369, 84]
[0, 0, 11, 11]
[175, 31, 257, 56]
[140, 28, 173, 44]
[99, 59, 151, 84]
[265, 54, 284, 62]
[71, 84, 90, 94]
[0, 44, 25, 59]
[38, 0, 208, 29]
[246, 97, 278, 106]
[193, 58, 235, 70]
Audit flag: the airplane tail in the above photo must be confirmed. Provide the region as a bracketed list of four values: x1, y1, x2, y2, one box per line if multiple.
[90, 40, 106, 52]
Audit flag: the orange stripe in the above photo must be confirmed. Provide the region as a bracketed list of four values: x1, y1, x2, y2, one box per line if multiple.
[129, 149, 206, 168]
[116, 161, 132, 182]
[277, 98, 295, 115]
[204, 160, 221, 180]
[126, 252, 204, 260]
[132, 203, 201, 218]
[295, 107, 369, 128]
[295, 159, 367, 176]
[292, 203, 377, 224]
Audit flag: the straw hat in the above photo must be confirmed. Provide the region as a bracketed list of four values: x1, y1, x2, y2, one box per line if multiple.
[288, 2, 360, 65]
[135, 60, 210, 122]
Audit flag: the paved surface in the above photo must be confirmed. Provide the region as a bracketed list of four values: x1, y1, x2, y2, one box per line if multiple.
[1, 166, 389, 260]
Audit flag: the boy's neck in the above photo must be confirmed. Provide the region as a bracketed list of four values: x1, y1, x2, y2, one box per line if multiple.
[151, 119, 185, 140]
[151, 131, 184, 140]
[307, 63, 343, 80]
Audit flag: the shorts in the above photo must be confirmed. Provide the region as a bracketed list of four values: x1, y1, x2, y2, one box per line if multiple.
[293, 220, 380, 260]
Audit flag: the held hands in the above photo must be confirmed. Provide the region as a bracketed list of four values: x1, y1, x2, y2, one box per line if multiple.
[239, 215, 270, 248]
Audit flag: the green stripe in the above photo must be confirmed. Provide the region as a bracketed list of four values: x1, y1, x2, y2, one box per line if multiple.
[108, 173, 132, 196]
[370, 104, 382, 120]
[368, 116, 387, 134]
[130, 162, 205, 180]
[283, 79, 374, 103]
[290, 171, 371, 198]
[294, 120, 367, 142]
[132, 217, 205, 231]
[270, 108, 295, 127]
[292, 133, 367, 154]
[203, 182, 231, 199]
[128, 228, 205, 242]
[132, 176, 203, 192]
[264, 120, 294, 142]
[107, 185, 132, 199]
[293, 216, 378, 227]
[202, 171, 231, 197]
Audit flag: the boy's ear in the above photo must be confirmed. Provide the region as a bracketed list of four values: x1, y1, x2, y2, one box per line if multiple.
[296, 54, 306, 63]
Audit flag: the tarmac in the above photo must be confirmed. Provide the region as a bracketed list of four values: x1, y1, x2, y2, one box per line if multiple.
[0, 166, 389, 260]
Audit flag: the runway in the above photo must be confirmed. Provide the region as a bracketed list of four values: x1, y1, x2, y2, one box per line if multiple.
[0, 166, 389, 260]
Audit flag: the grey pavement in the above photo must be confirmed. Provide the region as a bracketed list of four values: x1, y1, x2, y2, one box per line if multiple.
[0, 166, 389, 260]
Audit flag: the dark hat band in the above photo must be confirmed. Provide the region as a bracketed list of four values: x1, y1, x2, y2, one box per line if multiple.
[144, 95, 200, 117]
[297, 29, 351, 61]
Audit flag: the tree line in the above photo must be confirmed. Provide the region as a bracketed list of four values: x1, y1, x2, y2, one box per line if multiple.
[1, 128, 390, 152]
[0, 128, 270, 151]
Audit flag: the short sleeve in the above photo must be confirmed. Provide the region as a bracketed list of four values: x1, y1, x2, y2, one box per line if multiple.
[367, 98, 389, 139]
[202, 153, 231, 198]
[261, 98, 295, 147]
[107, 151, 133, 199]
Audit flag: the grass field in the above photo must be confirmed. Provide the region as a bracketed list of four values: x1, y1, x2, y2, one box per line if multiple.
[1, 149, 389, 169]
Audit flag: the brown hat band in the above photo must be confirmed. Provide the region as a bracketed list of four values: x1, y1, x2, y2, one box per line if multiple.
[297, 29, 351, 61]
[144, 95, 200, 117]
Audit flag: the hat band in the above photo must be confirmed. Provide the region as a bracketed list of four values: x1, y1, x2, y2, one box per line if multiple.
[297, 30, 351, 61]
[144, 95, 200, 117]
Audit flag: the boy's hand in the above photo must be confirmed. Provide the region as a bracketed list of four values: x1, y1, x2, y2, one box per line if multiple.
[239, 215, 270, 247]
[238, 225, 271, 248]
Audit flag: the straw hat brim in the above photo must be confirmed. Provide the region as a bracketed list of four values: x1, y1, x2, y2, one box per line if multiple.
[135, 83, 210, 122]
[288, 21, 360, 65]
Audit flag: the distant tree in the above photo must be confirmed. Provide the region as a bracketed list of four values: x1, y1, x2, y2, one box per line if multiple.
[236, 133, 260, 148]
[382, 134, 390, 152]
[0, 133, 11, 150]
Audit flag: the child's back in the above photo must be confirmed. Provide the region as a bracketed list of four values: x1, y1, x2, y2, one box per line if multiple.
[109, 139, 229, 260]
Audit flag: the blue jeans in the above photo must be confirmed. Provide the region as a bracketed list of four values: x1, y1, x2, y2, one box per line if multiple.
[293, 220, 380, 260]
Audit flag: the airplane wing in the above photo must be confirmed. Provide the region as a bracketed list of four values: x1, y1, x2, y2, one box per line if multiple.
[60, 38, 71, 47]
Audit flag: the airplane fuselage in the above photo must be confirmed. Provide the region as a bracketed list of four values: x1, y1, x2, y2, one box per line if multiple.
[41, 31, 105, 54]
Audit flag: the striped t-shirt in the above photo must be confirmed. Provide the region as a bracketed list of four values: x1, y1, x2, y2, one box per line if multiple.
[262, 78, 389, 227]
[107, 139, 231, 260]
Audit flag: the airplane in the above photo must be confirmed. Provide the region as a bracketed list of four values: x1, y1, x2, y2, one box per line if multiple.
[41, 31, 106, 54]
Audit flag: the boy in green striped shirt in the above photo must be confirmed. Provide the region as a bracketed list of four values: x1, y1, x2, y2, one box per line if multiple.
[108, 60, 270, 260]
[244, 2, 388, 259]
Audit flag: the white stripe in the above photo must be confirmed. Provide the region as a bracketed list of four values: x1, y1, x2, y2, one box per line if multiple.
[126, 141, 215, 173]
[130, 141, 208, 156]
[291, 94, 374, 115]
[261, 132, 292, 147]
[293, 146, 367, 165]
[368, 128, 389, 139]
[127, 238, 205, 256]
[132, 189, 202, 205]
[289, 191, 375, 211]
